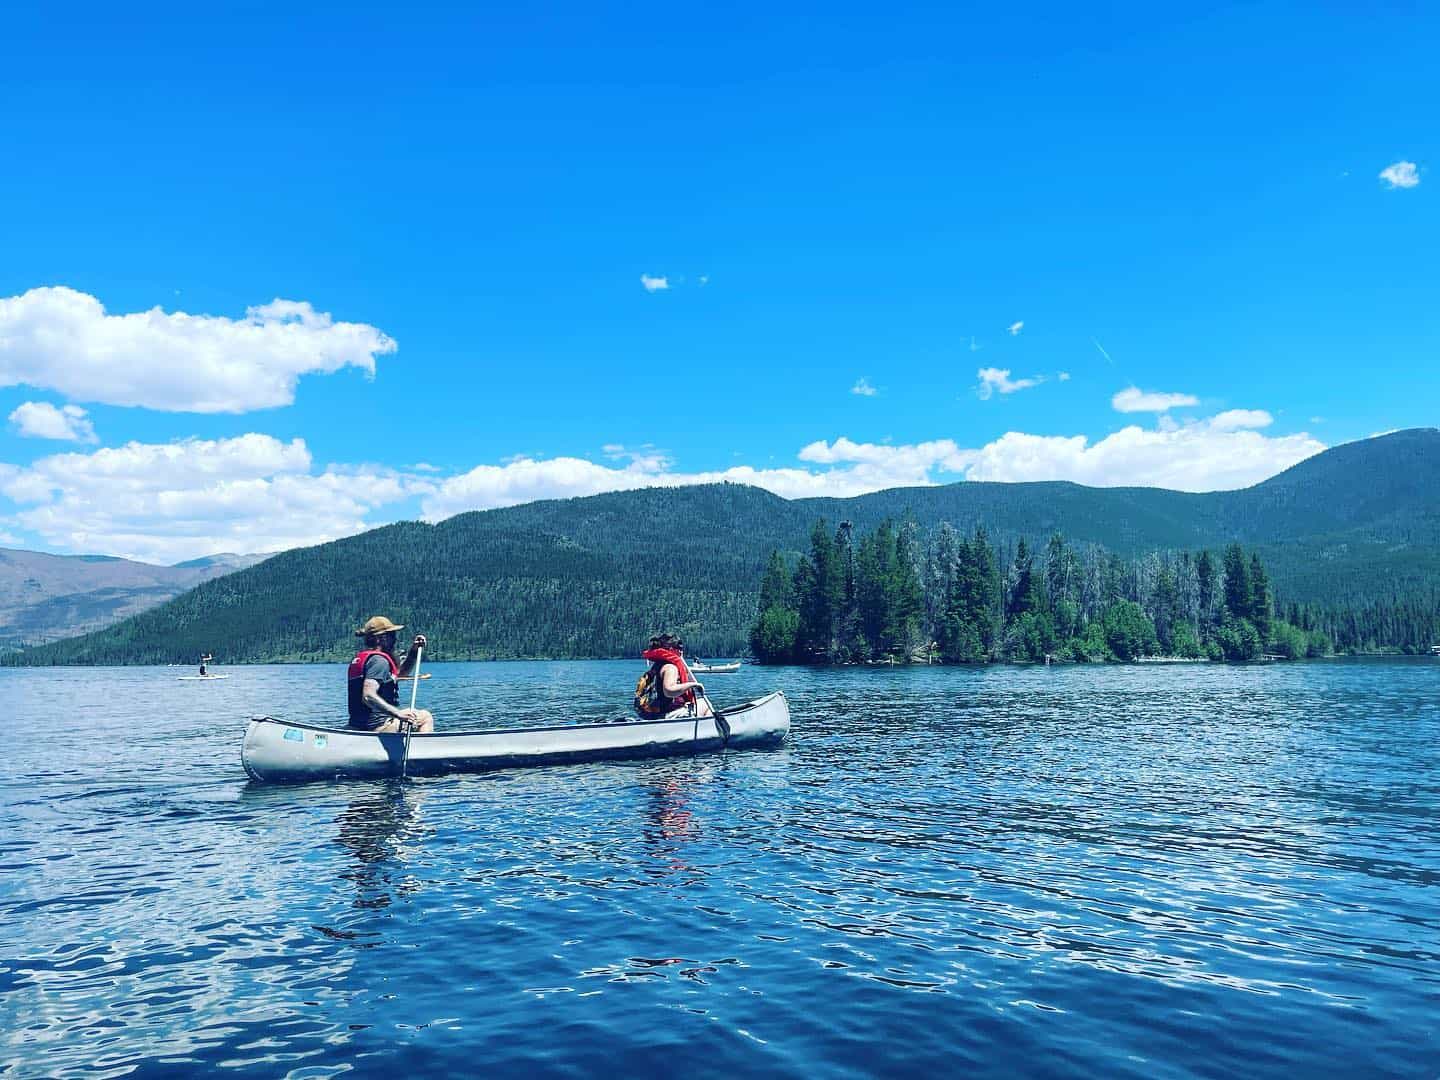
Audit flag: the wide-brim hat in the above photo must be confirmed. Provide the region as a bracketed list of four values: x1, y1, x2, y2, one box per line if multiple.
[356, 615, 405, 638]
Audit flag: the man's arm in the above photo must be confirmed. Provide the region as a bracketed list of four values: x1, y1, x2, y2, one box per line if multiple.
[362, 678, 417, 722]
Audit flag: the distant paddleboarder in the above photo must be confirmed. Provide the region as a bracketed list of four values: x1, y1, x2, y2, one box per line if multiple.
[199, 654, 213, 676]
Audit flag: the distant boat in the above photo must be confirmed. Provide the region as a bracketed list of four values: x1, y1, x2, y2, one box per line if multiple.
[689, 661, 741, 674]
[178, 674, 230, 681]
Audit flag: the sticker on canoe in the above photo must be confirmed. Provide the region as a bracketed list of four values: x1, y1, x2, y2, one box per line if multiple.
[283, 728, 303, 742]
[314, 735, 328, 748]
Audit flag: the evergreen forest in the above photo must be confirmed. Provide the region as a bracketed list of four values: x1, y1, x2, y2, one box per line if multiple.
[750, 520, 1343, 665]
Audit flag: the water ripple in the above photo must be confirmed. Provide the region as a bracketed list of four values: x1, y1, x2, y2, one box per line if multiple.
[1, 659, 1437, 1078]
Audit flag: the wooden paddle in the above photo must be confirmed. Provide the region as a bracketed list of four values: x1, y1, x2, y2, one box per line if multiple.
[401, 643, 423, 778]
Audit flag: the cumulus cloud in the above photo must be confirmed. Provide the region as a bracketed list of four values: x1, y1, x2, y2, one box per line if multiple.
[976, 367, 1044, 400]
[851, 377, 878, 397]
[1111, 386, 1200, 413]
[1379, 161, 1420, 189]
[1007, 321, 1024, 336]
[2, 414, 1326, 560]
[421, 437, 979, 520]
[9, 402, 98, 443]
[0, 287, 396, 414]
[640, 274, 670, 292]
[0, 434, 433, 563]
[964, 416, 1323, 491]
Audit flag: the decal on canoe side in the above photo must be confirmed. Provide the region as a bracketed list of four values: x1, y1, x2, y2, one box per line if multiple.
[314, 735, 328, 748]
[283, 728, 303, 742]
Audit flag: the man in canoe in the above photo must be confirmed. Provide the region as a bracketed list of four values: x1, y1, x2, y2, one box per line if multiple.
[348, 616, 435, 733]
[635, 633, 713, 719]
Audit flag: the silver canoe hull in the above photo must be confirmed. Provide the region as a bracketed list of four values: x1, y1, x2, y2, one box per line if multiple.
[241, 690, 789, 783]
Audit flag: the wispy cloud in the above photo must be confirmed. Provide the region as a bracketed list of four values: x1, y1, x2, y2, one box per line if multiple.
[851, 377, 878, 397]
[968, 337, 983, 353]
[1007, 321, 1024, 336]
[1058, 371, 1071, 382]
[1091, 338, 1114, 364]
[976, 367, 1044, 400]
[1112, 386, 1199, 413]
[1379, 161, 1420, 189]
[8, 402, 98, 443]
[602, 443, 672, 471]
[1207, 409, 1273, 432]
[640, 274, 670, 292]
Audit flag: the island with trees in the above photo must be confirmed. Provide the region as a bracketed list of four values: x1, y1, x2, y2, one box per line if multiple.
[750, 519, 1340, 665]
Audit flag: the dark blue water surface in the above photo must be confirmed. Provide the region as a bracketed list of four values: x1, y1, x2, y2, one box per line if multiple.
[2, 659, 1438, 1078]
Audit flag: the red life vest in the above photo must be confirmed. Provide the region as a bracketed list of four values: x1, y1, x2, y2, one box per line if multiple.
[638, 647, 695, 714]
[348, 649, 400, 727]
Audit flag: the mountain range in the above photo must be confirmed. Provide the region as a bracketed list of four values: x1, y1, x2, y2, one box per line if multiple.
[0, 549, 264, 647]
[7, 428, 1438, 665]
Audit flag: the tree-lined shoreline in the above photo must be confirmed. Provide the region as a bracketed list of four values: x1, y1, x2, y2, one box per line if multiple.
[749, 519, 1428, 666]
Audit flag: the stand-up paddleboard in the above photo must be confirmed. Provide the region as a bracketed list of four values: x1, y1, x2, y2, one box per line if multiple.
[178, 674, 230, 680]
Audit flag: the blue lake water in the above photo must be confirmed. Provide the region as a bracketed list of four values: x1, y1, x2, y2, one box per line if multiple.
[2, 658, 1437, 1078]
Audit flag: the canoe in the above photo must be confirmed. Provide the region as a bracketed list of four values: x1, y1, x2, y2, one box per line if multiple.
[690, 661, 741, 674]
[178, 674, 230, 680]
[241, 690, 790, 783]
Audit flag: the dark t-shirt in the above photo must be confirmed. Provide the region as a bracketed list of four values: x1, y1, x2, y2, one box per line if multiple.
[358, 653, 399, 728]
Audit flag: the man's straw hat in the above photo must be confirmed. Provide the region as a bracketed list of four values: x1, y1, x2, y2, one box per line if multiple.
[356, 615, 405, 638]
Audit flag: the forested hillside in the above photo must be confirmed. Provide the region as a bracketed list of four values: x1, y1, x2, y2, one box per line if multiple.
[9, 429, 1438, 664]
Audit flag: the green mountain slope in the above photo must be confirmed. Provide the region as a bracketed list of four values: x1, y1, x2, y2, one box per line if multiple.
[10, 429, 1439, 665]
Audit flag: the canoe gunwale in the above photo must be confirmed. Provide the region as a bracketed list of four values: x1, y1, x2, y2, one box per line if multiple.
[247, 690, 782, 741]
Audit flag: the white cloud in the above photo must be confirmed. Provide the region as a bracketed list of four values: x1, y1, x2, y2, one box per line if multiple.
[964, 416, 1323, 491]
[851, 377, 878, 397]
[1058, 371, 1071, 382]
[1007, 321, 1024, 336]
[422, 438, 979, 520]
[1207, 408, 1273, 431]
[421, 413, 1321, 518]
[9, 402, 98, 443]
[640, 274, 670, 292]
[0, 288, 396, 414]
[0, 434, 433, 563]
[602, 443, 672, 471]
[2, 413, 1328, 560]
[1111, 386, 1200, 413]
[1379, 161, 1420, 189]
[976, 367, 1044, 400]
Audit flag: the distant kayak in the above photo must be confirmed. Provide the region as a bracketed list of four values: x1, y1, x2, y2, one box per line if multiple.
[178, 674, 230, 681]
[690, 661, 741, 674]
[241, 690, 790, 783]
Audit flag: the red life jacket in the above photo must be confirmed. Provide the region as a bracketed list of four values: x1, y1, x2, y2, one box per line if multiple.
[348, 649, 400, 727]
[638, 647, 695, 714]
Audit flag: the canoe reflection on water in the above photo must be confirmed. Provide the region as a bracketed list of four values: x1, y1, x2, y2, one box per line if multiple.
[334, 784, 428, 910]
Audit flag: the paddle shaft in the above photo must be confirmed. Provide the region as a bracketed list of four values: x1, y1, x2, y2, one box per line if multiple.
[401, 644, 423, 778]
[694, 683, 731, 743]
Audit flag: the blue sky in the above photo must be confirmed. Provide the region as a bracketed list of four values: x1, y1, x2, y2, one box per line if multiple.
[0, 2, 1435, 561]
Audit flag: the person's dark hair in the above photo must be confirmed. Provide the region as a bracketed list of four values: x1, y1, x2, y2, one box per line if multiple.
[649, 632, 683, 651]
